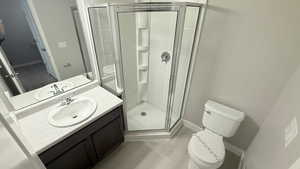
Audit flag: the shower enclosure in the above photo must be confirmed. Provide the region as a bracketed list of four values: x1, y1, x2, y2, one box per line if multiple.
[77, 0, 206, 135]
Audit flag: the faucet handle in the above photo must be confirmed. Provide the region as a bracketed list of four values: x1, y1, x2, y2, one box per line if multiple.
[66, 96, 74, 102]
[61, 95, 74, 106]
[50, 90, 56, 96]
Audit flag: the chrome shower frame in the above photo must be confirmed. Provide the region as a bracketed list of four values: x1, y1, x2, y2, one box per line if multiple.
[76, 0, 208, 139]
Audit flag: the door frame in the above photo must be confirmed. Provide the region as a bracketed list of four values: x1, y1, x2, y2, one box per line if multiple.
[21, 0, 54, 77]
[22, 0, 61, 80]
[0, 47, 25, 95]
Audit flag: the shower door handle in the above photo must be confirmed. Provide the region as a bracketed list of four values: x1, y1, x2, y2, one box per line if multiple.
[161, 52, 171, 63]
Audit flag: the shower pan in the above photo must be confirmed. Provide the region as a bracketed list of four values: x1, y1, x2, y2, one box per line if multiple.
[77, 0, 207, 137]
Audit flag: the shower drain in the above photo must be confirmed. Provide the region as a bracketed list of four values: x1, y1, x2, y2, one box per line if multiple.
[140, 112, 147, 116]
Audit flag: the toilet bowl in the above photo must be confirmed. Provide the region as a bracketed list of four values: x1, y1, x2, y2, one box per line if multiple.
[188, 129, 225, 169]
[187, 100, 245, 169]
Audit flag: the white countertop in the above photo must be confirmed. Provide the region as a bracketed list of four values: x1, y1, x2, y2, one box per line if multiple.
[18, 86, 123, 154]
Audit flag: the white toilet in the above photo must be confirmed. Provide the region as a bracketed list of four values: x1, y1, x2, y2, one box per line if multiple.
[188, 100, 245, 169]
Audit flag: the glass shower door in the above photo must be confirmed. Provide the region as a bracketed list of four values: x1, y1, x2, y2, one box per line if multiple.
[117, 10, 178, 131]
[169, 6, 200, 128]
[87, 3, 202, 132]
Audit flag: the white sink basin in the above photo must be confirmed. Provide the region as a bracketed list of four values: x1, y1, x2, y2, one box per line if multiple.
[34, 82, 74, 100]
[48, 97, 97, 127]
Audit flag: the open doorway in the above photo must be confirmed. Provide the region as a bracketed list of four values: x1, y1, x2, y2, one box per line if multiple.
[0, 0, 57, 93]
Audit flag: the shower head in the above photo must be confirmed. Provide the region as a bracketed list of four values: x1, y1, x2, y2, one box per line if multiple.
[0, 19, 6, 45]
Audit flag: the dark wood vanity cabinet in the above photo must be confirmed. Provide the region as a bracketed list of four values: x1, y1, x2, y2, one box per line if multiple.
[45, 141, 94, 169]
[39, 106, 124, 169]
[92, 117, 124, 159]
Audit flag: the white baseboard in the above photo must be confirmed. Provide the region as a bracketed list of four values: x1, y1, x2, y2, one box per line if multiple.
[224, 141, 244, 156]
[183, 119, 245, 168]
[182, 119, 203, 132]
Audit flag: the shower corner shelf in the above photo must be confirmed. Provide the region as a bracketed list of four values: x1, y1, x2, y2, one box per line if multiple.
[135, 11, 150, 107]
[139, 80, 148, 85]
[138, 46, 149, 51]
[138, 64, 148, 71]
[138, 26, 148, 30]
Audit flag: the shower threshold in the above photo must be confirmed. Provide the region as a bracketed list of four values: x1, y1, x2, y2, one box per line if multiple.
[125, 119, 183, 141]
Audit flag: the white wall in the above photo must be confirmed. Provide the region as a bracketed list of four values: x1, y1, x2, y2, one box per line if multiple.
[72, 9, 92, 73]
[245, 64, 300, 169]
[30, 0, 85, 80]
[184, 0, 300, 149]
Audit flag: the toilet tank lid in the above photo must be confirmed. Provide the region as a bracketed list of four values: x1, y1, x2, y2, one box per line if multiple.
[205, 100, 245, 122]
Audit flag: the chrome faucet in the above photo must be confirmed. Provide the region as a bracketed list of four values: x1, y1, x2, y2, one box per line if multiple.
[61, 96, 74, 106]
[51, 84, 64, 95]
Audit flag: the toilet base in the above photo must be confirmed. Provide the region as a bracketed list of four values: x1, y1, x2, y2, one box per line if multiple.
[188, 159, 200, 169]
[188, 159, 220, 169]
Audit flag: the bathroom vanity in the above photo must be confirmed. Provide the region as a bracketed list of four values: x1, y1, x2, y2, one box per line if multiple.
[17, 86, 124, 169]
[39, 106, 124, 169]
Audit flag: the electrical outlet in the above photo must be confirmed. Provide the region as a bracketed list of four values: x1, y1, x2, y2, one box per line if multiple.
[57, 41, 67, 48]
[63, 63, 71, 68]
[285, 117, 298, 147]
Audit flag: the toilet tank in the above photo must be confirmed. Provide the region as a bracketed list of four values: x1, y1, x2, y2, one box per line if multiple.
[202, 100, 245, 137]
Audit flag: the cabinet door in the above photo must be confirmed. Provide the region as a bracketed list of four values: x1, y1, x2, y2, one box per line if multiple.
[92, 117, 123, 159]
[46, 141, 93, 169]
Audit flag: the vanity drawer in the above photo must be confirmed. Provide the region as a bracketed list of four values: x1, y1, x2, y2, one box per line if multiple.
[39, 106, 124, 167]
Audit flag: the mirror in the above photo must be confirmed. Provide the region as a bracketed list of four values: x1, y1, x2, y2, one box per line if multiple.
[0, 0, 94, 110]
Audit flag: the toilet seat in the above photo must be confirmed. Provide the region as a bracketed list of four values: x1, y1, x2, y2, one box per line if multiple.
[188, 129, 225, 168]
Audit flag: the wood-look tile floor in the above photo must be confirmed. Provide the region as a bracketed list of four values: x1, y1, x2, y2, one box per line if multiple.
[93, 127, 240, 169]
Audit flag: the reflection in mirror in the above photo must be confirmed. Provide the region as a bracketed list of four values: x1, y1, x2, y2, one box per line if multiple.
[89, 7, 122, 95]
[0, 0, 94, 109]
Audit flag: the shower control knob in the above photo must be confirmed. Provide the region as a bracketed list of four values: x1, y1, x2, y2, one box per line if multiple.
[161, 52, 171, 63]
